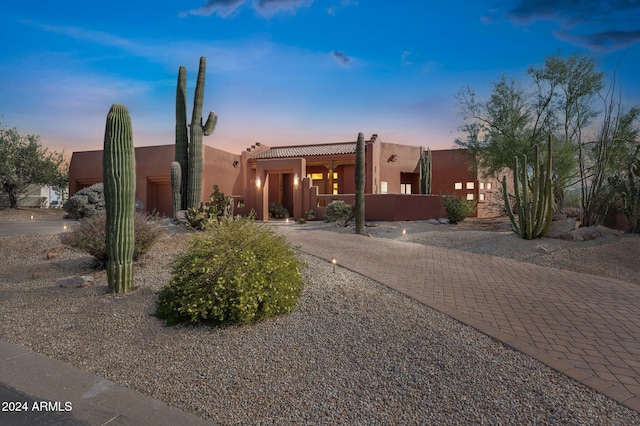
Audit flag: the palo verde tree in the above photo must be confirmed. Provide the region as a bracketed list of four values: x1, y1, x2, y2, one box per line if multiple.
[455, 53, 603, 212]
[0, 120, 67, 208]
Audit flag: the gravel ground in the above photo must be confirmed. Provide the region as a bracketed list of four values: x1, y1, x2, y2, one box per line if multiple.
[1, 227, 640, 425]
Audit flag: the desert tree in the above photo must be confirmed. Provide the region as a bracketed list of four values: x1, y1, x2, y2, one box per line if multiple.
[0, 120, 67, 208]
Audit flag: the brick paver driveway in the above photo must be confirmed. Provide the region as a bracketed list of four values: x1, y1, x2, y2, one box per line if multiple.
[275, 225, 640, 412]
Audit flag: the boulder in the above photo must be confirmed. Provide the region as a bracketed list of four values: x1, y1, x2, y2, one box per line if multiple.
[426, 218, 440, 225]
[438, 218, 450, 224]
[57, 275, 94, 289]
[546, 218, 577, 239]
[563, 226, 603, 242]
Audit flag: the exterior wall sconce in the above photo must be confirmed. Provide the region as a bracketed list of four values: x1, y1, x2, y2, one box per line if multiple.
[294, 174, 299, 187]
[255, 176, 261, 188]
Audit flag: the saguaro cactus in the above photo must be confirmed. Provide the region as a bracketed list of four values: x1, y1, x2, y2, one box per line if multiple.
[175, 66, 189, 210]
[176, 56, 218, 210]
[354, 132, 365, 234]
[170, 161, 182, 219]
[419, 146, 432, 194]
[103, 104, 136, 293]
[501, 135, 554, 240]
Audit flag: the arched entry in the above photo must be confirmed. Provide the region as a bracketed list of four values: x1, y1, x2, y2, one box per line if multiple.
[255, 158, 306, 221]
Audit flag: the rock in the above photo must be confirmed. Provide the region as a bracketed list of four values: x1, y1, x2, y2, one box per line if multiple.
[564, 226, 603, 242]
[552, 213, 567, 221]
[438, 218, 450, 224]
[426, 219, 440, 225]
[57, 275, 94, 288]
[546, 218, 577, 239]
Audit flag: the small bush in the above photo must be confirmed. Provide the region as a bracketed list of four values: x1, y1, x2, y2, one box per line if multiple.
[324, 200, 352, 223]
[63, 183, 143, 219]
[269, 202, 289, 219]
[443, 196, 475, 224]
[60, 211, 164, 267]
[185, 185, 234, 230]
[63, 183, 105, 219]
[155, 218, 305, 326]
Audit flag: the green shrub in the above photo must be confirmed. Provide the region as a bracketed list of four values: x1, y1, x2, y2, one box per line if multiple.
[269, 202, 289, 219]
[155, 218, 305, 326]
[443, 195, 475, 224]
[63, 183, 143, 219]
[60, 211, 164, 267]
[63, 183, 105, 219]
[185, 185, 234, 230]
[324, 200, 352, 223]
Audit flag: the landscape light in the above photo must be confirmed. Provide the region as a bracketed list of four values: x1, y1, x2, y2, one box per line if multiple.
[331, 257, 337, 273]
[402, 228, 406, 235]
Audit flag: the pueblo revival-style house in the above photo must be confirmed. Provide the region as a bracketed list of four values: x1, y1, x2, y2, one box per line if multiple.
[68, 134, 503, 221]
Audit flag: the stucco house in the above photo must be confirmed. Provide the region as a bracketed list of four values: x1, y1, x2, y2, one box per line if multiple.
[68, 134, 504, 220]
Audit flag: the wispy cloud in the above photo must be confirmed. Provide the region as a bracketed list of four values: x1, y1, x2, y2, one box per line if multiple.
[20, 20, 136, 50]
[181, 0, 316, 18]
[489, 0, 640, 50]
[179, 0, 245, 18]
[331, 50, 351, 66]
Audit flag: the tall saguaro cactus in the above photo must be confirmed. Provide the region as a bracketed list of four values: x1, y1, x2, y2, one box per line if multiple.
[354, 132, 365, 234]
[419, 146, 432, 194]
[103, 104, 136, 293]
[501, 135, 554, 240]
[175, 66, 189, 210]
[175, 56, 218, 210]
[170, 161, 182, 219]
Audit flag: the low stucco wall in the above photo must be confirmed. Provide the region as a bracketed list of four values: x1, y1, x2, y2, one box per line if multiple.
[314, 194, 445, 221]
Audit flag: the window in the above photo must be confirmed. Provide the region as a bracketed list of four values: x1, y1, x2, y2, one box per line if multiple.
[381, 181, 388, 194]
[466, 182, 475, 189]
[401, 183, 412, 194]
[333, 172, 338, 179]
[479, 182, 485, 190]
[454, 182, 463, 190]
[486, 182, 492, 190]
[332, 182, 338, 195]
[479, 193, 485, 202]
[466, 193, 474, 201]
[307, 173, 324, 180]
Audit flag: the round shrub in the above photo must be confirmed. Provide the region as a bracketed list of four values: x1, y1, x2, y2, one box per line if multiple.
[324, 200, 352, 223]
[443, 195, 475, 224]
[155, 218, 305, 326]
[64, 183, 144, 219]
[60, 211, 164, 267]
[63, 183, 105, 219]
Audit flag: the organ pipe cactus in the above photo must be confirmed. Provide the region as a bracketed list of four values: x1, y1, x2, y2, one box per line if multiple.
[501, 135, 554, 240]
[103, 104, 136, 293]
[354, 132, 365, 234]
[176, 56, 218, 210]
[419, 146, 432, 194]
[170, 161, 182, 219]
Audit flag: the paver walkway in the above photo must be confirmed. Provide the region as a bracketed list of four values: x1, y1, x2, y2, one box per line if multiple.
[275, 225, 640, 413]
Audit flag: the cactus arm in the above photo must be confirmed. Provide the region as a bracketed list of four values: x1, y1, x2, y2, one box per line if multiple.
[175, 66, 189, 210]
[203, 111, 218, 136]
[502, 175, 520, 234]
[103, 104, 136, 294]
[192, 57, 206, 129]
[170, 161, 182, 219]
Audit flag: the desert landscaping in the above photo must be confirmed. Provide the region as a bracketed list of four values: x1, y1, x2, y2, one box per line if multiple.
[1, 207, 639, 424]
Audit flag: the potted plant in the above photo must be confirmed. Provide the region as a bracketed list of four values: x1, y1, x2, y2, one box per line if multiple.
[305, 209, 316, 221]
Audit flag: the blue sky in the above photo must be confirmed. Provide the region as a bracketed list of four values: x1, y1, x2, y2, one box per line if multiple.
[2, 0, 640, 155]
